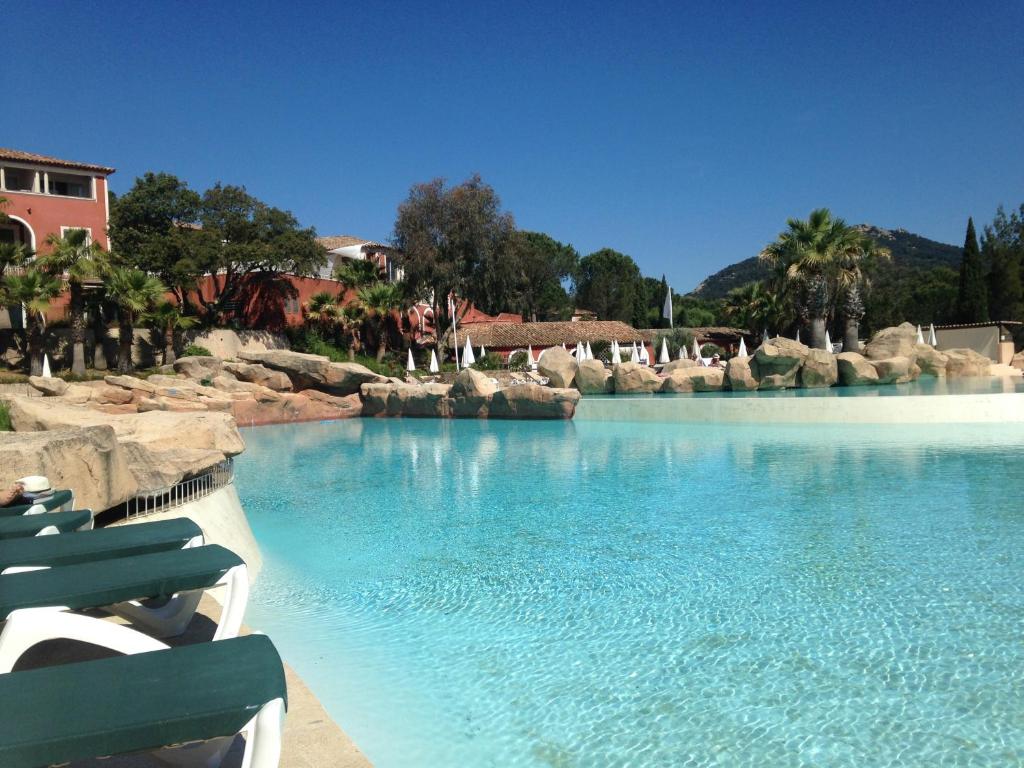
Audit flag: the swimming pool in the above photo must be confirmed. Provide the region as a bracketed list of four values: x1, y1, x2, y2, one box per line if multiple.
[237, 418, 1024, 767]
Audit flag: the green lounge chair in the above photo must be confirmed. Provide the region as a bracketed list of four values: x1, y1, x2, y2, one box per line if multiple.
[0, 544, 249, 671]
[0, 517, 203, 572]
[0, 489, 75, 517]
[0, 633, 286, 768]
[0, 509, 92, 540]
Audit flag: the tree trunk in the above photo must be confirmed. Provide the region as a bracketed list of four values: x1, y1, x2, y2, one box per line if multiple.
[27, 317, 43, 377]
[117, 317, 134, 373]
[164, 327, 176, 365]
[69, 283, 87, 376]
[376, 323, 387, 362]
[843, 317, 860, 353]
[809, 316, 827, 350]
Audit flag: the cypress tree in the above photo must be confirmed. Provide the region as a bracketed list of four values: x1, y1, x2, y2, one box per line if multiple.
[957, 217, 988, 323]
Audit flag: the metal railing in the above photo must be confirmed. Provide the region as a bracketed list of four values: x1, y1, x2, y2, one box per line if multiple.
[126, 458, 234, 519]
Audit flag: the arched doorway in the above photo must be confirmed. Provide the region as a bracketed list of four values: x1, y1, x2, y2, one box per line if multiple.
[0, 215, 36, 252]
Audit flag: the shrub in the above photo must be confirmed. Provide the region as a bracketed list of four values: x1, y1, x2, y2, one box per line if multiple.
[183, 344, 213, 358]
[507, 350, 530, 371]
[472, 352, 504, 371]
[700, 343, 725, 359]
[0, 402, 10, 432]
[654, 329, 695, 359]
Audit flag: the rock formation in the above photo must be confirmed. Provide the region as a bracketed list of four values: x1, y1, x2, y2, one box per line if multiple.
[537, 346, 578, 389]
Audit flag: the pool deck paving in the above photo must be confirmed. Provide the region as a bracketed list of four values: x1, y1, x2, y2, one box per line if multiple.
[20, 596, 373, 768]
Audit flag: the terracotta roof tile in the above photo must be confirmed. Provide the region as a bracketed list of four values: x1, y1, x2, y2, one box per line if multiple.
[0, 148, 115, 175]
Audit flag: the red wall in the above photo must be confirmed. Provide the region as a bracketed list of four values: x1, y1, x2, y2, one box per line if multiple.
[3, 176, 111, 253]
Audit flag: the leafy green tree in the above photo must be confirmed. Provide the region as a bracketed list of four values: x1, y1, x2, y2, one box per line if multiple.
[105, 268, 166, 373]
[1, 269, 61, 375]
[956, 217, 988, 323]
[507, 232, 578, 321]
[357, 282, 404, 361]
[304, 291, 341, 335]
[575, 248, 646, 325]
[984, 204, 1023, 321]
[759, 208, 869, 349]
[107, 172, 204, 307]
[193, 184, 326, 323]
[37, 228, 109, 375]
[145, 301, 198, 365]
[0, 242, 31, 273]
[393, 175, 515, 355]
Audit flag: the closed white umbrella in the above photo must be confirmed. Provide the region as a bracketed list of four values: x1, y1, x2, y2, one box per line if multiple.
[795, 329, 801, 344]
[429, 349, 439, 373]
[630, 343, 640, 363]
[463, 336, 476, 366]
[824, 330, 832, 351]
[738, 338, 748, 357]
[611, 342, 622, 364]
[928, 323, 937, 346]
[406, 348, 416, 372]
[916, 325, 925, 345]
[42, 354, 52, 378]
[658, 337, 670, 364]
[763, 328, 769, 343]
[561, 343, 567, 350]
[585, 341, 593, 360]
[691, 338, 701, 360]
[480, 345, 487, 358]
[527, 345, 536, 370]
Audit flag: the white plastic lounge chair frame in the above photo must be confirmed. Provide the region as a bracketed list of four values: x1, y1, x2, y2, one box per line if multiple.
[0, 558, 248, 670]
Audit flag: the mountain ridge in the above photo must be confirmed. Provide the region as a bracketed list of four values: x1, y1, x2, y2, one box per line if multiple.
[690, 225, 962, 299]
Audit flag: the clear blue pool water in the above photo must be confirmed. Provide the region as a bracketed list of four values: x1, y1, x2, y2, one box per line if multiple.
[237, 418, 1024, 767]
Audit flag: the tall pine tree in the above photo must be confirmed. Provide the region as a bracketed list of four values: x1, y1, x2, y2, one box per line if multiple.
[984, 204, 1024, 321]
[957, 217, 989, 323]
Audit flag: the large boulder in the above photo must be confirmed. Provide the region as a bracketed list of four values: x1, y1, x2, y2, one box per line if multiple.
[489, 384, 579, 419]
[28, 376, 69, 397]
[239, 350, 387, 395]
[388, 383, 453, 418]
[863, 323, 919, 361]
[537, 346, 578, 388]
[612, 362, 661, 394]
[724, 357, 758, 391]
[222, 361, 292, 391]
[836, 352, 879, 386]
[0, 425, 138, 513]
[662, 359, 699, 374]
[869, 356, 915, 384]
[231, 390, 361, 425]
[1011, 350, 1024, 371]
[104, 375, 157, 396]
[450, 368, 498, 399]
[575, 359, 613, 394]
[660, 367, 725, 393]
[944, 348, 992, 378]
[450, 368, 497, 417]
[913, 344, 948, 377]
[798, 349, 838, 388]
[173, 356, 224, 381]
[1, 396, 244, 493]
[752, 337, 808, 390]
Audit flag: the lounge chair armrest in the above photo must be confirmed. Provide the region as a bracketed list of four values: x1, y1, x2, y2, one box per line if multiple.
[0, 606, 169, 673]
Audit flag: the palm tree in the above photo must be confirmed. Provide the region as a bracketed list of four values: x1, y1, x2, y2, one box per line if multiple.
[105, 268, 166, 373]
[835, 236, 890, 352]
[759, 208, 864, 349]
[335, 259, 381, 294]
[304, 291, 341, 339]
[356, 282, 403, 361]
[337, 302, 365, 360]
[36, 229, 108, 375]
[0, 242, 32, 273]
[1, 269, 61, 375]
[146, 301, 198, 365]
[723, 282, 765, 333]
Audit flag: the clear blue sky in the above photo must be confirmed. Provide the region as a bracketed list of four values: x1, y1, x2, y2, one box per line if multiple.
[7, 0, 1023, 292]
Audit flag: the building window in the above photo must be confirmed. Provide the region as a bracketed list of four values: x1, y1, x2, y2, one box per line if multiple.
[48, 172, 92, 198]
[59, 226, 92, 244]
[0, 166, 35, 192]
[285, 297, 300, 314]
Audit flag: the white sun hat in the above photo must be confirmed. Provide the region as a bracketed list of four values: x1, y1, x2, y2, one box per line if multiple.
[17, 475, 52, 494]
